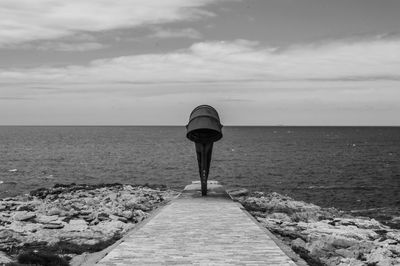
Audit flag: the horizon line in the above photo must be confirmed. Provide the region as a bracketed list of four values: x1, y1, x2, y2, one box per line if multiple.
[0, 125, 399, 127]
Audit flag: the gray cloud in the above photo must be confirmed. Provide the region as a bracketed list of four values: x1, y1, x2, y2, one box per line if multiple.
[35, 42, 107, 52]
[2, 38, 400, 85]
[148, 28, 203, 39]
[0, 96, 33, 100]
[0, 0, 222, 46]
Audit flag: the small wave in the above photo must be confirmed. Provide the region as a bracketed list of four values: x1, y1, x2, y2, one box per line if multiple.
[0, 181, 17, 187]
[8, 169, 18, 172]
[38, 174, 54, 179]
[306, 185, 381, 190]
[164, 167, 178, 170]
[350, 207, 396, 213]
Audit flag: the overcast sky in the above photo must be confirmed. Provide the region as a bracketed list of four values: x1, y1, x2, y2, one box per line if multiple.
[1, 0, 400, 125]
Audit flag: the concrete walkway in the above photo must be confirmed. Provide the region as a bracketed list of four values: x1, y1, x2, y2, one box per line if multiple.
[96, 182, 297, 265]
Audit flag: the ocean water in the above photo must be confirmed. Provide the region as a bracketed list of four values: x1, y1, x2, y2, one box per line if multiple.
[0, 126, 399, 215]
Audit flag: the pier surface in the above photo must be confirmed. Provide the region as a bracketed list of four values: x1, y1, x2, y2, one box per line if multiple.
[96, 182, 297, 265]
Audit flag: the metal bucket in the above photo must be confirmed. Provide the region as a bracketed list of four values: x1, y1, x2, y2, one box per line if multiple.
[186, 105, 223, 196]
[186, 105, 223, 143]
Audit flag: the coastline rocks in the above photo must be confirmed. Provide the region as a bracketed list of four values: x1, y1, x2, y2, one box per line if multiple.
[12, 211, 36, 221]
[227, 188, 249, 197]
[43, 222, 64, 229]
[35, 214, 60, 224]
[0, 183, 178, 263]
[232, 191, 400, 266]
[0, 251, 12, 264]
[47, 207, 63, 216]
[63, 219, 88, 231]
[240, 192, 340, 222]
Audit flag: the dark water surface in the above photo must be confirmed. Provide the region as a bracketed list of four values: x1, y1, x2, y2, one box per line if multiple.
[1, 126, 399, 213]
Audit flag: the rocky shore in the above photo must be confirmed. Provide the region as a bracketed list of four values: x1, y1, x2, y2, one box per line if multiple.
[0, 183, 179, 265]
[1, 184, 399, 266]
[229, 189, 400, 266]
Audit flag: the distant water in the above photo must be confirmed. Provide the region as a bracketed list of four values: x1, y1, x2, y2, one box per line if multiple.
[1, 126, 399, 214]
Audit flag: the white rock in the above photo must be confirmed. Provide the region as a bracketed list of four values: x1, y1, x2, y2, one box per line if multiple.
[35, 214, 59, 224]
[7, 221, 41, 233]
[12, 211, 36, 221]
[268, 212, 292, 222]
[0, 251, 12, 264]
[47, 207, 63, 216]
[337, 258, 365, 266]
[291, 238, 307, 249]
[228, 188, 249, 197]
[121, 210, 133, 219]
[63, 219, 88, 231]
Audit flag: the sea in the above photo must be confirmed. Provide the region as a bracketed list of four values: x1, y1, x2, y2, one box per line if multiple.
[1, 126, 399, 225]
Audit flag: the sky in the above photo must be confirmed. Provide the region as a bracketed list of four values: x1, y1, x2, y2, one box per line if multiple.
[1, 0, 400, 125]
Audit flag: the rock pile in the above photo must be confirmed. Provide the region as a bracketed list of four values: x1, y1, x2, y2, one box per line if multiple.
[231, 191, 400, 266]
[0, 183, 178, 264]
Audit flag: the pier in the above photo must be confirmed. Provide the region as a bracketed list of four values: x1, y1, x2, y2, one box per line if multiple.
[96, 181, 298, 265]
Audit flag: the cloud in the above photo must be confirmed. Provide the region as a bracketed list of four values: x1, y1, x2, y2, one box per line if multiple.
[0, 0, 220, 46]
[36, 41, 106, 52]
[149, 27, 202, 39]
[2, 37, 400, 86]
[0, 96, 32, 100]
[6, 31, 107, 51]
[2, 37, 400, 125]
[14, 41, 106, 52]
